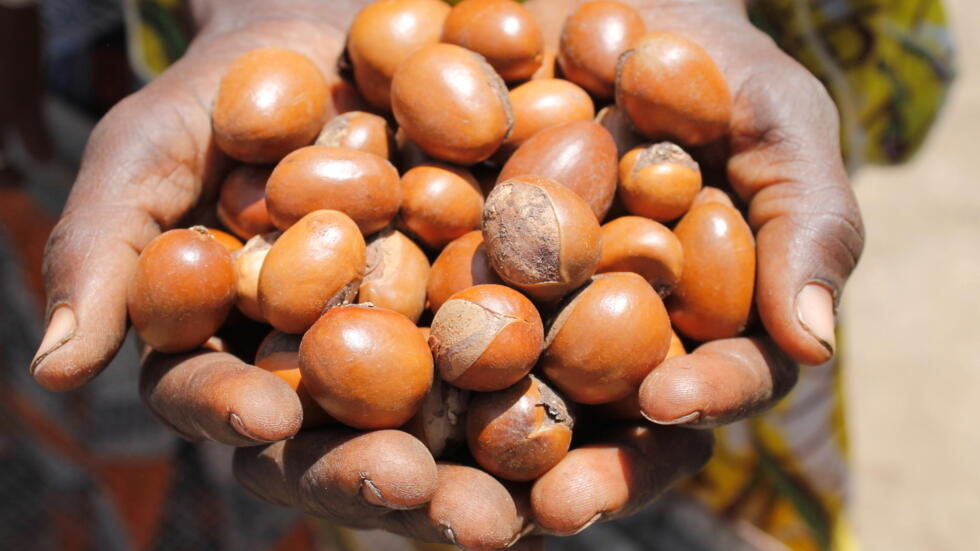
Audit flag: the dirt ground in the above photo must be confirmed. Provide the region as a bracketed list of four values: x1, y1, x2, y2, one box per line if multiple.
[844, 0, 980, 548]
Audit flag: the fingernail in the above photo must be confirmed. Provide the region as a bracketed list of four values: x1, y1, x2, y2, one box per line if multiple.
[641, 410, 700, 426]
[359, 476, 410, 510]
[30, 306, 76, 376]
[229, 412, 272, 443]
[796, 283, 836, 358]
[571, 512, 603, 535]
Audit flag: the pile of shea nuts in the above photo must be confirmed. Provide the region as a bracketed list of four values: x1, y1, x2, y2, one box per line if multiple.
[129, 0, 754, 488]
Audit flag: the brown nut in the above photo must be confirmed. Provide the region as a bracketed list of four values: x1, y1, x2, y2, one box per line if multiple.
[358, 228, 430, 323]
[467, 375, 573, 481]
[403, 377, 469, 458]
[531, 47, 557, 80]
[390, 43, 514, 165]
[441, 0, 544, 82]
[558, 1, 646, 98]
[597, 216, 683, 296]
[596, 104, 642, 157]
[667, 203, 755, 341]
[540, 272, 671, 404]
[299, 305, 434, 429]
[426, 230, 503, 314]
[206, 228, 244, 252]
[429, 284, 543, 391]
[217, 165, 275, 240]
[616, 33, 732, 145]
[232, 232, 279, 322]
[315, 110, 394, 160]
[482, 176, 601, 302]
[591, 329, 685, 420]
[258, 210, 366, 334]
[347, 0, 451, 111]
[265, 145, 401, 235]
[213, 48, 329, 163]
[255, 331, 334, 428]
[498, 120, 617, 220]
[128, 227, 236, 352]
[618, 142, 702, 222]
[690, 185, 736, 210]
[498, 79, 595, 159]
[398, 163, 484, 250]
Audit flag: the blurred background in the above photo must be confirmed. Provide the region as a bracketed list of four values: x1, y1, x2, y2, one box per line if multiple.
[0, 0, 977, 550]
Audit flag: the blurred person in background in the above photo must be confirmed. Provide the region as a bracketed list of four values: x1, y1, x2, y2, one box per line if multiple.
[0, 1, 953, 550]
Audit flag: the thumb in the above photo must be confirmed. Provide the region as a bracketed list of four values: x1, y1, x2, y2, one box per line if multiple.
[31, 86, 215, 390]
[727, 66, 864, 366]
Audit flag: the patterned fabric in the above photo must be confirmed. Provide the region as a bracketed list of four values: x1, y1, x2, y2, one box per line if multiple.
[0, 1, 952, 550]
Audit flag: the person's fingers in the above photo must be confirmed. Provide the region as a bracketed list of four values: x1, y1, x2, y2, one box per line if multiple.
[530, 425, 712, 535]
[29, 82, 220, 391]
[725, 60, 864, 366]
[383, 463, 529, 550]
[637, 337, 798, 429]
[140, 350, 302, 446]
[233, 429, 438, 525]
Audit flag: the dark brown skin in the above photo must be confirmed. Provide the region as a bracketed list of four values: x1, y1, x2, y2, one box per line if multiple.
[358, 228, 430, 323]
[429, 284, 544, 392]
[127, 227, 236, 353]
[442, 0, 544, 82]
[618, 142, 703, 222]
[667, 202, 755, 341]
[212, 48, 329, 163]
[233, 429, 439, 516]
[541, 272, 672, 404]
[483, 175, 602, 302]
[467, 375, 573, 481]
[217, 164, 274, 240]
[597, 216, 683, 296]
[258, 209, 366, 334]
[33, 0, 863, 544]
[639, 337, 798, 428]
[140, 350, 302, 446]
[390, 43, 514, 165]
[255, 330, 334, 428]
[398, 164, 484, 250]
[265, 145, 401, 235]
[498, 79, 595, 160]
[347, 0, 451, 111]
[557, 0, 646, 98]
[616, 32, 732, 146]
[425, 230, 503, 314]
[531, 425, 713, 535]
[300, 305, 433, 430]
[498, 120, 618, 220]
[315, 110, 394, 160]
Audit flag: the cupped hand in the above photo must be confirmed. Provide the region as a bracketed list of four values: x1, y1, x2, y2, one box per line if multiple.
[30, 0, 864, 547]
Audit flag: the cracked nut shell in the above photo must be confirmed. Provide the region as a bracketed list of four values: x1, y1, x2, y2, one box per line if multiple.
[482, 176, 601, 302]
[429, 284, 543, 391]
[467, 375, 573, 481]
